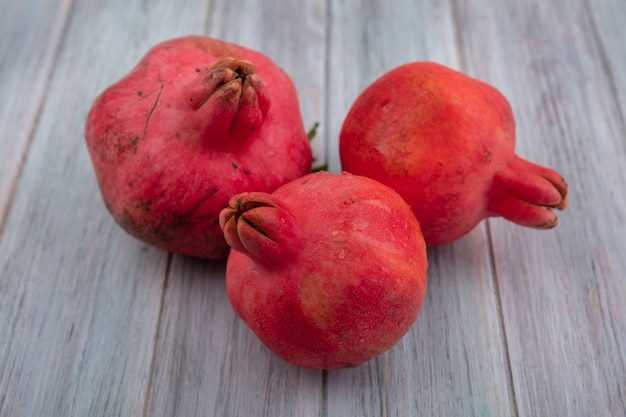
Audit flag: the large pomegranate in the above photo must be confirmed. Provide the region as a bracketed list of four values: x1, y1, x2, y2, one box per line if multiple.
[219, 171, 428, 370]
[85, 36, 312, 259]
[340, 62, 568, 246]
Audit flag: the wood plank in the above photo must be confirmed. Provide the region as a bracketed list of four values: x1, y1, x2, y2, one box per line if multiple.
[324, 1, 515, 415]
[586, 0, 626, 120]
[1, 0, 623, 416]
[453, 0, 626, 415]
[145, 1, 327, 416]
[0, 0, 72, 228]
[0, 0, 210, 415]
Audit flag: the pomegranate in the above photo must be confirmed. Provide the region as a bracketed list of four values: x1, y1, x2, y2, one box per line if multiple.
[340, 62, 568, 246]
[219, 171, 428, 370]
[85, 36, 312, 259]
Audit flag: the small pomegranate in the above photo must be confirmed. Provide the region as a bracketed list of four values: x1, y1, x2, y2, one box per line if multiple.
[340, 62, 568, 246]
[85, 36, 312, 259]
[219, 171, 427, 370]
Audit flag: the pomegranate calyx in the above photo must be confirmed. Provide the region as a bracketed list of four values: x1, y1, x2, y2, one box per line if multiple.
[219, 192, 296, 264]
[487, 156, 568, 229]
[189, 57, 271, 145]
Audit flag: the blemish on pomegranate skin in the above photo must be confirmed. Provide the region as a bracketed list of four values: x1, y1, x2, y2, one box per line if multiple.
[482, 145, 492, 164]
[331, 230, 339, 237]
[338, 249, 346, 260]
[130, 136, 140, 154]
[536, 217, 558, 229]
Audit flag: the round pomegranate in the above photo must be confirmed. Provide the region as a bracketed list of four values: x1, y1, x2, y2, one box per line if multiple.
[219, 171, 428, 370]
[340, 62, 568, 246]
[85, 36, 312, 259]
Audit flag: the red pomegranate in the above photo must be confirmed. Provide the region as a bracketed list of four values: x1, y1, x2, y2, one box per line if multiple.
[219, 171, 428, 370]
[340, 62, 568, 245]
[85, 36, 312, 259]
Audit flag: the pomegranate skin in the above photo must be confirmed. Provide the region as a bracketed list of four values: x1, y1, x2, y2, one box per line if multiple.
[219, 171, 428, 370]
[340, 62, 568, 246]
[85, 36, 312, 259]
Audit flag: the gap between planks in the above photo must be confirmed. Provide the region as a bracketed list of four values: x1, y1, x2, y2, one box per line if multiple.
[485, 221, 520, 417]
[142, 252, 174, 417]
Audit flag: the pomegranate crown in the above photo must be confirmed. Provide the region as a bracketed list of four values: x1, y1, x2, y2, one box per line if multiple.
[189, 57, 271, 145]
[219, 192, 297, 264]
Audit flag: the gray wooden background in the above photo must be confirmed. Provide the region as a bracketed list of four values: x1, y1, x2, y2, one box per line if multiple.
[1, 0, 625, 416]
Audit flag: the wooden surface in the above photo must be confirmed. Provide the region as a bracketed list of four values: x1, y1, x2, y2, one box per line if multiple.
[1, 0, 625, 415]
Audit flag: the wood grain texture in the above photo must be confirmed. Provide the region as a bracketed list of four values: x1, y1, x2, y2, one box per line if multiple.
[0, 0, 72, 228]
[586, 0, 626, 122]
[0, 0, 625, 415]
[453, 0, 626, 415]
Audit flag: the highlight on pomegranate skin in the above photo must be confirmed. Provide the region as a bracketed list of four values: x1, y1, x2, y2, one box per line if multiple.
[219, 171, 428, 370]
[339, 61, 568, 246]
[85, 36, 312, 259]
